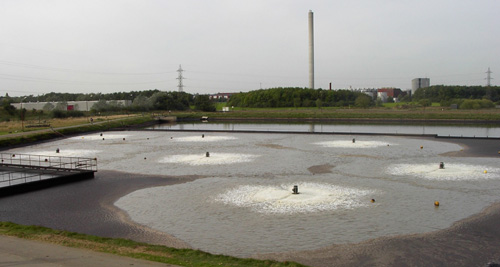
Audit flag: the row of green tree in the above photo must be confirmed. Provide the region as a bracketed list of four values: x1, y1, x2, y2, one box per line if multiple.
[227, 87, 370, 108]
[413, 85, 500, 102]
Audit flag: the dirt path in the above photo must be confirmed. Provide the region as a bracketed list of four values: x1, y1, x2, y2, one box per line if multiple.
[0, 235, 177, 266]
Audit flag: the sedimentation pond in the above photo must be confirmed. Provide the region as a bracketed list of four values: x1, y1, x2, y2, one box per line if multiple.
[2, 128, 500, 257]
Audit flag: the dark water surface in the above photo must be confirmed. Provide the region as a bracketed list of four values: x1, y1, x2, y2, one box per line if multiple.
[0, 170, 192, 247]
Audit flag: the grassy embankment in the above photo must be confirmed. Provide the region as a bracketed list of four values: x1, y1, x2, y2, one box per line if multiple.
[177, 106, 500, 122]
[0, 222, 304, 267]
[0, 114, 155, 148]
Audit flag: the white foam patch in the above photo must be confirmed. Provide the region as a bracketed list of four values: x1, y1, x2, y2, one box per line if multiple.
[215, 182, 374, 214]
[387, 163, 500, 181]
[314, 140, 394, 148]
[25, 149, 100, 158]
[171, 136, 237, 142]
[69, 134, 130, 140]
[159, 153, 258, 165]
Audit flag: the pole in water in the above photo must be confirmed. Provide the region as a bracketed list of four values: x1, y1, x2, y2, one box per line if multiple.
[202, 134, 204, 138]
[292, 185, 299, 194]
[352, 138, 355, 143]
[56, 148, 60, 153]
[206, 152, 210, 157]
[439, 162, 445, 169]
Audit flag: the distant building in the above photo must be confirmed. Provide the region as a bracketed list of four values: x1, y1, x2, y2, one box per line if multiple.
[376, 88, 405, 102]
[412, 78, 430, 94]
[209, 93, 234, 101]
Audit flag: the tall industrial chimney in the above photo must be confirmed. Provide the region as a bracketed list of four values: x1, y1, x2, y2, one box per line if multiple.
[308, 10, 314, 89]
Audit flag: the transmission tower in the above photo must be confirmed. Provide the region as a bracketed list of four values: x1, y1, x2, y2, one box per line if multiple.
[486, 67, 493, 87]
[177, 65, 185, 92]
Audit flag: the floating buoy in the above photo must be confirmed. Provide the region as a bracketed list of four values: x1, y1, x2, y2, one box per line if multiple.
[292, 185, 299, 194]
[420, 146, 423, 149]
[434, 201, 440, 207]
[144, 157, 147, 160]
[123, 138, 125, 140]
[12, 154, 15, 157]
[170, 137, 173, 139]
[352, 138, 356, 143]
[202, 134, 205, 138]
[100, 133, 103, 136]
[56, 148, 60, 153]
[102, 138, 105, 140]
[147, 138, 149, 140]
[484, 170, 488, 174]
[439, 162, 444, 169]
[371, 199, 375, 203]
[44, 159, 48, 162]
[206, 152, 210, 157]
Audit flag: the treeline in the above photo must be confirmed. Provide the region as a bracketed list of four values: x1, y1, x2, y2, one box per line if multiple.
[13, 90, 163, 103]
[1, 90, 216, 115]
[414, 85, 500, 103]
[228, 87, 368, 108]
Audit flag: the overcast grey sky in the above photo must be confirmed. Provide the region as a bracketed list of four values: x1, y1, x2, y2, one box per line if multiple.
[1, 0, 499, 96]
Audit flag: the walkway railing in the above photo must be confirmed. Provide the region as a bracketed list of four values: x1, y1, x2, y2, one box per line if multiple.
[0, 153, 97, 188]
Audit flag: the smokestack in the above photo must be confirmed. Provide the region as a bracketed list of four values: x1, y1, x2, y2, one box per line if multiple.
[308, 10, 314, 89]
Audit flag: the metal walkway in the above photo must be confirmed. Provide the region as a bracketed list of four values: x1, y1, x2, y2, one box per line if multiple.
[0, 153, 97, 195]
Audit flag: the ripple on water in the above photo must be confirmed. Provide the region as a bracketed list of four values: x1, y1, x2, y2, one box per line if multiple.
[214, 182, 374, 214]
[387, 163, 500, 181]
[170, 136, 237, 142]
[69, 134, 129, 140]
[25, 149, 100, 157]
[158, 153, 258, 165]
[314, 140, 394, 148]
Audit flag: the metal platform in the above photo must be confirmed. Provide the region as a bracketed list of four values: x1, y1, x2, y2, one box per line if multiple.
[0, 153, 97, 196]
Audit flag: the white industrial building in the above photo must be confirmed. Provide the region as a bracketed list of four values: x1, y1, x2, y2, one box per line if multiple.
[12, 100, 131, 111]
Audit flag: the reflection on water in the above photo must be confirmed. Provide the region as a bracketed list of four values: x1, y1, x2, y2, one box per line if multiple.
[150, 122, 500, 137]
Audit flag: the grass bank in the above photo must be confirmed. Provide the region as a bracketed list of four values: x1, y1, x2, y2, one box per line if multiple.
[0, 115, 155, 148]
[0, 222, 304, 267]
[174, 107, 500, 122]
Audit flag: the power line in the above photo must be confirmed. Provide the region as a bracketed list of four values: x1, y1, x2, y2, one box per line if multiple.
[0, 60, 176, 75]
[177, 65, 185, 92]
[486, 67, 493, 86]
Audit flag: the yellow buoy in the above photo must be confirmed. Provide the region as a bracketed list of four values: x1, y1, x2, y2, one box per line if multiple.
[434, 201, 440, 207]
[484, 170, 488, 174]
[371, 199, 375, 203]
[420, 146, 423, 149]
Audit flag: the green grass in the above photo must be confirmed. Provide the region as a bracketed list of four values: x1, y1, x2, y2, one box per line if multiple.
[172, 106, 500, 121]
[0, 115, 155, 148]
[0, 222, 305, 267]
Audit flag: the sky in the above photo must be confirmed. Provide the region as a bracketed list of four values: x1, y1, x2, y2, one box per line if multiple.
[1, 0, 499, 97]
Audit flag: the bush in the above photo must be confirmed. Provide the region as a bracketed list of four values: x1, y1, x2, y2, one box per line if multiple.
[459, 99, 495, 109]
[51, 110, 85, 118]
